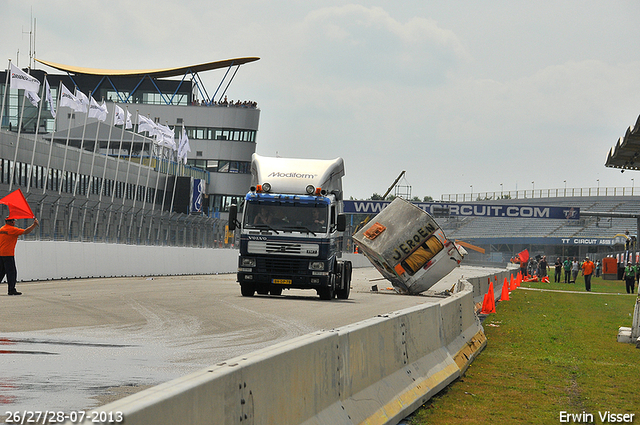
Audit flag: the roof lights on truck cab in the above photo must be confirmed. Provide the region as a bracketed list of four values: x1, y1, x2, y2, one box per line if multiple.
[251, 183, 327, 196]
[251, 183, 273, 193]
[305, 185, 326, 196]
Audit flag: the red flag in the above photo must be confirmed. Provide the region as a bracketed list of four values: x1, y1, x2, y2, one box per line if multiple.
[517, 249, 529, 264]
[0, 189, 35, 219]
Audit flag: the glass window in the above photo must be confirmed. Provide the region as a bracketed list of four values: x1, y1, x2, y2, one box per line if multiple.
[206, 160, 219, 172]
[245, 203, 329, 233]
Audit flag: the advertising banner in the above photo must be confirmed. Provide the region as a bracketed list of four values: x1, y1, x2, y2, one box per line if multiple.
[191, 178, 204, 214]
[343, 200, 579, 220]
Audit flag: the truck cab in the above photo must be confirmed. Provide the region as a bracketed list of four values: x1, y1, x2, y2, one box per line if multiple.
[229, 154, 352, 300]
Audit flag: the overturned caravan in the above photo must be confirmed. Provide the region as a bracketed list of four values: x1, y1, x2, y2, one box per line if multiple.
[353, 197, 465, 294]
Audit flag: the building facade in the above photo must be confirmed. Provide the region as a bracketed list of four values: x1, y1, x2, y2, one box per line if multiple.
[0, 58, 259, 246]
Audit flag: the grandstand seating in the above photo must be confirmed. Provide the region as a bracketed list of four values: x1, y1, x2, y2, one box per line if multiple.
[439, 196, 640, 242]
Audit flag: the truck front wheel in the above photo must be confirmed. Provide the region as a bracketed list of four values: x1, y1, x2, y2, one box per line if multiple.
[336, 261, 352, 300]
[318, 275, 335, 300]
[241, 283, 256, 297]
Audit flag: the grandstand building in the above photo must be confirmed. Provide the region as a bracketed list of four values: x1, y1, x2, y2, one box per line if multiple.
[0, 58, 260, 246]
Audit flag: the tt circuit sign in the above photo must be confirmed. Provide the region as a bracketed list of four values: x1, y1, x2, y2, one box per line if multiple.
[343, 200, 580, 220]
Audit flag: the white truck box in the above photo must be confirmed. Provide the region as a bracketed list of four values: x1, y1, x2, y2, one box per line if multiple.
[353, 197, 464, 294]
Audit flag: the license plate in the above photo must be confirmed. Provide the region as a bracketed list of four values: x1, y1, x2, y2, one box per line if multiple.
[272, 279, 292, 285]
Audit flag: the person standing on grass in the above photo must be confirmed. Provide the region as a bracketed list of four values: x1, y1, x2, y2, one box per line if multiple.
[571, 257, 580, 283]
[554, 257, 562, 283]
[624, 261, 636, 294]
[563, 257, 572, 283]
[538, 256, 548, 278]
[581, 257, 594, 292]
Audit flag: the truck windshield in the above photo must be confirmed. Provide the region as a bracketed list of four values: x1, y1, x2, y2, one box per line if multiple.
[245, 203, 329, 233]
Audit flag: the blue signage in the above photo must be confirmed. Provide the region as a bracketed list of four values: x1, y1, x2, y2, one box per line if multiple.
[191, 179, 204, 213]
[343, 200, 579, 220]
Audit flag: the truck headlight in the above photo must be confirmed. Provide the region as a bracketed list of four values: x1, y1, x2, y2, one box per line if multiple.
[241, 258, 256, 267]
[309, 261, 325, 271]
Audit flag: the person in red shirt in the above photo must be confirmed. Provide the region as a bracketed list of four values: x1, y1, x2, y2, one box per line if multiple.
[581, 256, 595, 292]
[0, 217, 38, 295]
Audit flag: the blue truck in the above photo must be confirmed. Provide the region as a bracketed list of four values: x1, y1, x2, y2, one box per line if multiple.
[229, 154, 352, 300]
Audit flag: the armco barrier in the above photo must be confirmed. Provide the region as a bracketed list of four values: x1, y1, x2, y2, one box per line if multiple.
[67, 274, 492, 425]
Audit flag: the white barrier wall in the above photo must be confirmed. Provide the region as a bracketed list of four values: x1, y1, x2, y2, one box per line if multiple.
[68, 278, 487, 425]
[16, 241, 239, 281]
[15, 242, 371, 282]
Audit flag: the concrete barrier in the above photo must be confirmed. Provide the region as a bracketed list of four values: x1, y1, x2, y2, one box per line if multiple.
[15, 243, 372, 282]
[68, 275, 491, 425]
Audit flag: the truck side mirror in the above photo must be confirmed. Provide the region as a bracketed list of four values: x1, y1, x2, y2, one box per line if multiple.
[337, 214, 346, 232]
[228, 204, 238, 231]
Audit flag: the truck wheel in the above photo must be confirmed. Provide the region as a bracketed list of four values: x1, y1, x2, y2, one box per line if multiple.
[336, 261, 352, 300]
[318, 275, 335, 300]
[241, 284, 255, 297]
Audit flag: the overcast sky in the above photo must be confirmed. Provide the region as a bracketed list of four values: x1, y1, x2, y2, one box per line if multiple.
[2, 1, 640, 200]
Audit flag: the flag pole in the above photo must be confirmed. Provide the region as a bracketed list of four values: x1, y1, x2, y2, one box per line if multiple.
[82, 100, 104, 239]
[105, 107, 128, 239]
[42, 80, 62, 195]
[139, 117, 158, 242]
[117, 106, 136, 241]
[93, 102, 117, 240]
[9, 67, 35, 191]
[157, 122, 174, 241]
[58, 94, 76, 196]
[66, 89, 90, 238]
[0, 60, 11, 131]
[148, 137, 164, 242]
[72, 90, 91, 197]
[166, 126, 184, 244]
[86, 103, 103, 199]
[26, 74, 47, 192]
[127, 110, 142, 241]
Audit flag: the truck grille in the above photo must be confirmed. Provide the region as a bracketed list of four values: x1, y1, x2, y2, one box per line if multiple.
[247, 241, 319, 257]
[259, 257, 308, 274]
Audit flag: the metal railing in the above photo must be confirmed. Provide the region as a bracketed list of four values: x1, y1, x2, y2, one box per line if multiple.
[441, 186, 639, 202]
[5, 195, 230, 248]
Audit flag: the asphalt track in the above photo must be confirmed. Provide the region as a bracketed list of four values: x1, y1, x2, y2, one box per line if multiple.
[0, 265, 504, 421]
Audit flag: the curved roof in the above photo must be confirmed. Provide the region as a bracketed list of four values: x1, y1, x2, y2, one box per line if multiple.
[35, 57, 260, 78]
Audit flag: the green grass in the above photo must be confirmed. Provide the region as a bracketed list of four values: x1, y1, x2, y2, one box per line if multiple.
[409, 275, 640, 424]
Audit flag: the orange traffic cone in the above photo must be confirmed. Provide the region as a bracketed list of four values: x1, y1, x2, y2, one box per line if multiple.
[485, 282, 496, 313]
[500, 277, 509, 301]
[481, 291, 495, 314]
[481, 292, 490, 314]
[541, 276, 550, 283]
[510, 274, 516, 291]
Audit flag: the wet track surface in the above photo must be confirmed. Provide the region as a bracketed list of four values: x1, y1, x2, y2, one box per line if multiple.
[0, 265, 503, 421]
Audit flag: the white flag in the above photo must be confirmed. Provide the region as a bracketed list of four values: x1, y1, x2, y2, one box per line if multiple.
[138, 115, 158, 135]
[45, 78, 56, 119]
[155, 123, 176, 149]
[125, 109, 132, 129]
[113, 104, 125, 126]
[74, 89, 89, 113]
[59, 83, 84, 112]
[89, 97, 102, 119]
[24, 90, 40, 107]
[10, 63, 40, 93]
[88, 98, 108, 122]
[177, 127, 191, 164]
